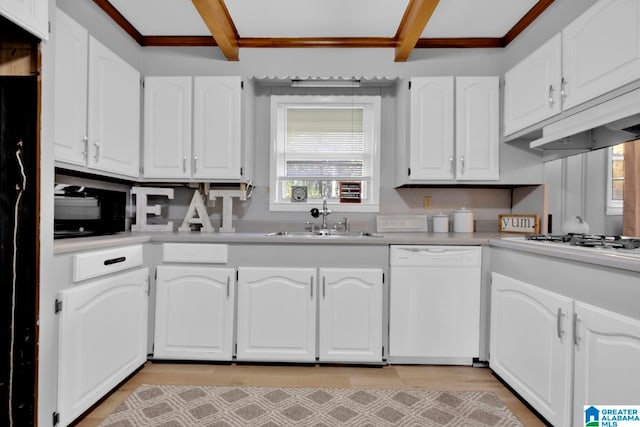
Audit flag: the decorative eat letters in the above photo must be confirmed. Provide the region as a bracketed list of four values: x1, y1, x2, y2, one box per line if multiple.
[131, 187, 174, 231]
[178, 189, 214, 232]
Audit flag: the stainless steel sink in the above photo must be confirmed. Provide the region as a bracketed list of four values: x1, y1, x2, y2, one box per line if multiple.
[265, 230, 383, 238]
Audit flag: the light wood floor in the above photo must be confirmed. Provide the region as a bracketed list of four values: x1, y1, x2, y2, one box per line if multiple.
[75, 362, 546, 426]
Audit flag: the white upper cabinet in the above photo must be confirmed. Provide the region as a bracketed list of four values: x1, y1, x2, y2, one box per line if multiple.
[504, 0, 640, 136]
[143, 76, 245, 181]
[0, 0, 48, 40]
[54, 9, 141, 179]
[455, 76, 500, 181]
[193, 76, 242, 180]
[503, 34, 562, 136]
[143, 77, 193, 179]
[562, 0, 640, 110]
[408, 77, 455, 180]
[54, 8, 88, 166]
[400, 76, 499, 183]
[87, 36, 141, 178]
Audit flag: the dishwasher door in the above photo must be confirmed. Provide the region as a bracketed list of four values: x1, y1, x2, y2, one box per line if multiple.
[389, 245, 481, 364]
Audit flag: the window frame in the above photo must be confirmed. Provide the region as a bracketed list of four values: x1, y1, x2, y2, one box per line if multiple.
[606, 144, 624, 216]
[269, 94, 381, 212]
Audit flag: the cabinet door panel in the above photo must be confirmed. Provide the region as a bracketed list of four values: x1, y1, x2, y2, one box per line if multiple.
[57, 268, 148, 427]
[88, 37, 140, 178]
[54, 9, 88, 166]
[409, 77, 454, 180]
[154, 266, 235, 360]
[504, 34, 562, 135]
[237, 267, 316, 361]
[193, 76, 241, 180]
[143, 77, 192, 178]
[319, 268, 382, 362]
[0, 0, 48, 40]
[562, 0, 640, 109]
[573, 302, 640, 425]
[456, 77, 499, 181]
[490, 273, 572, 427]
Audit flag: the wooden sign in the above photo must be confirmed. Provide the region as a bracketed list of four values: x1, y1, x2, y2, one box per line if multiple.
[339, 182, 361, 203]
[498, 214, 540, 234]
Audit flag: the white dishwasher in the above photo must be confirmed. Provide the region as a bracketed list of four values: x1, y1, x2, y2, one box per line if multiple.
[389, 245, 481, 365]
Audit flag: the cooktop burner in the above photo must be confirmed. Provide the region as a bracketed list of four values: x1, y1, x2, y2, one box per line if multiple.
[525, 234, 640, 250]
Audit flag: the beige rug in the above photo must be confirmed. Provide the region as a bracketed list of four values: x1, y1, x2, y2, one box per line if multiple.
[98, 384, 524, 426]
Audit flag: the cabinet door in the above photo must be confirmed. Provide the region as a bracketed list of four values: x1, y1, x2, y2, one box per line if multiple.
[573, 302, 640, 426]
[143, 76, 192, 179]
[319, 268, 382, 362]
[237, 267, 316, 362]
[490, 273, 573, 427]
[504, 34, 562, 135]
[408, 77, 454, 180]
[57, 268, 148, 427]
[562, 0, 640, 110]
[54, 8, 88, 166]
[0, 0, 48, 40]
[87, 36, 141, 178]
[193, 76, 241, 180]
[154, 265, 235, 360]
[455, 76, 499, 181]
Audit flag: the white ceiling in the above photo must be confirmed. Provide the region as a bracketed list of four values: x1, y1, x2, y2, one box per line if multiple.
[108, 0, 541, 39]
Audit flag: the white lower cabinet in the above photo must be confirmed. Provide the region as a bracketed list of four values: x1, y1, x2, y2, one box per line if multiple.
[490, 272, 573, 427]
[572, 301, 640, 426]
[319, 268, 383, 362]
[491, 272, 640, 427]
[154, 265, 235, 361]
[236, 267, 317, 362]
[57, 268, 149, 427]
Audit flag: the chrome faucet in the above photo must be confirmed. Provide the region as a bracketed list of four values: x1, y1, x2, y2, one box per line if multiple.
[310, 197, 332, 230]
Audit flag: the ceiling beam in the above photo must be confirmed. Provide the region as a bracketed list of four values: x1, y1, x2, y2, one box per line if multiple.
[92, 0, 143, 45]
[394, 0, 440, 62]
[239, 37, 397, 49]
[191, 0, 239, 60]
[503, 0, 555, 46]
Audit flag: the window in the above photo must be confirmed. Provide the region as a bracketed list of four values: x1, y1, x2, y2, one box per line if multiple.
[269, 95, 381, 212]
[606, 143, 625, 215]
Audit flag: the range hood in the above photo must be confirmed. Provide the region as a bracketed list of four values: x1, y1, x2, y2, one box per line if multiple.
[530, 86, 640, 161]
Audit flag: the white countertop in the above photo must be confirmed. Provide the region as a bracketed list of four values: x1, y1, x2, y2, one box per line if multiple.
[53, 230, 504, 254]
[490, 237, 640, 273]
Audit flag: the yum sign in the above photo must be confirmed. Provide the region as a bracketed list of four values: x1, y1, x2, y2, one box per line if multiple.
[498, 214, 540, 234]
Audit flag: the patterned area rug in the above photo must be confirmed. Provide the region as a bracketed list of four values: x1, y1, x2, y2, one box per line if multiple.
[98, 384, 524, 426]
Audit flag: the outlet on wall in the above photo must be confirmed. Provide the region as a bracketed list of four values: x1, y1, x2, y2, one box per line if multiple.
[423, 196, 432, 209]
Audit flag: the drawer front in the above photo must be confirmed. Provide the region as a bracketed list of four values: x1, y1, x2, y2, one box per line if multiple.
[163, 243, 228, 264]
[73, 245, 143, 282]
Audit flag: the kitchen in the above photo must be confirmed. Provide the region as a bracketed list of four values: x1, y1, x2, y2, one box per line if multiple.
[2, 0, 640, 426]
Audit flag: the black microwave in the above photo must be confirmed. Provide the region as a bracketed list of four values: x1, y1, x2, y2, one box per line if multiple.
[54, 183, 127, 239]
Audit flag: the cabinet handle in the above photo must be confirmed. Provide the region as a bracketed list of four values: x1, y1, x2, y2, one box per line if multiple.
[322, 277, 326, 299]
[226, 276, 230, 298]
[556, 308, 563, 339]
[449, 156, 454, 174]
[183, 155, 187, 173]
[561, 77, 567, 101]
[460, 156, 465, 174]
[572, 313, 579, 346]
[193, 156, 198, 174]
[310, 276, 314, 299]
[82, 136, 88, 159]
[548, 85, 555, 107]
[94, 140, 100, 162]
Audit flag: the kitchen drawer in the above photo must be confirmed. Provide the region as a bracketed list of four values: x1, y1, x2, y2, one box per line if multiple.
[162, 243, 228, 264]
[73, 245, 143, 282]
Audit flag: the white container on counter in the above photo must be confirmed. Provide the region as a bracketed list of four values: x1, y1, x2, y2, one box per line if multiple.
[453, 207, 474, 232]
[432, 213, 449, 233]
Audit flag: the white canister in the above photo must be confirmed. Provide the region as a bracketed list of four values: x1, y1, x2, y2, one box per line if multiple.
[453, 207, 474, 233]
[432, 213, 449, 233]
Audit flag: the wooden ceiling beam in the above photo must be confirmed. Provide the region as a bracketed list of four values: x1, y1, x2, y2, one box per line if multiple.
[191, 0, 239, 60]
[239, 37, 397, 49]
[394, 0, 440, 62]
[503, 0, 555, 46]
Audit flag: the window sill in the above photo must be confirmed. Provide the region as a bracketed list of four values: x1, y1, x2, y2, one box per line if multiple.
[269, 202, 379, 213]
